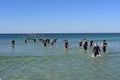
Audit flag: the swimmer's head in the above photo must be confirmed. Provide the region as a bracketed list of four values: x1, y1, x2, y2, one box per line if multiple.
[94, 43, 97, 46]
[103, 40, 106, 42]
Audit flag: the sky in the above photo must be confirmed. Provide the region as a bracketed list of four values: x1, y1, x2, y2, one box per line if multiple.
[0, 0, 120, 33]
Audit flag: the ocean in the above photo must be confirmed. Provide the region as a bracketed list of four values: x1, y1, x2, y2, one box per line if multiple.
[0, 33, 120, 80]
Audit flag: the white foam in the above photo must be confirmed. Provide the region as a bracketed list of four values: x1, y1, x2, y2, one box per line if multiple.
[91, 53, 101, 58]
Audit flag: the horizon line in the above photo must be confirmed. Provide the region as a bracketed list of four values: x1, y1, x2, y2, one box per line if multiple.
[0, 32, 120, 34]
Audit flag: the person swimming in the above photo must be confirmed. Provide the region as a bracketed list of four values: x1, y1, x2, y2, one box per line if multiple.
[92, 43, 101, 57]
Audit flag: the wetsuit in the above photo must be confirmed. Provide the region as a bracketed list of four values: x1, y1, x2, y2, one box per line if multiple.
[79, 41, 82, 47]
[83, 41, 88, 51]
[11, 40, 15, 47]
[90, 40, 93, 47]
[102, 42, 107, 53]
[93, 46, 101, 57]
[64, 42, 68, 49]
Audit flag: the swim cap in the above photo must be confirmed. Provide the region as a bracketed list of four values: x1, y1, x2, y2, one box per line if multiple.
[94, 43, 97, 46]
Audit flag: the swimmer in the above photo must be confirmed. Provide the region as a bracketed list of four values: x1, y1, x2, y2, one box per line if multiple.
[64, 39, 69, 50]
[11, 40, 15, 48]
[33, 38, 36, 43]
[82, 39, 88, 52]
[101, 40, 107, 53]
[79, 40, 83, 48]
[92, 43, 101, 57]
[90, 40, 93, 48]
[24, 38, 27, 43]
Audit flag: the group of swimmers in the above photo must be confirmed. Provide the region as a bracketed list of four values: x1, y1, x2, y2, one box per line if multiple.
[11, 37, 58, 48]
[63, 39, 107, 57]
[39, 38, 57, 47]
[93, 40, 107, 57]
[80, 39, 107, 57]
[11, 38, 107, 57]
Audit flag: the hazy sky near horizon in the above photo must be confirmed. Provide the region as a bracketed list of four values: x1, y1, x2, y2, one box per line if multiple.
[0, 0, 120, 33]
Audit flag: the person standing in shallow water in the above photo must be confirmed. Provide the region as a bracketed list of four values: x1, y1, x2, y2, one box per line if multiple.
[90, 40, 93, 48]
[79, 40, 83, 48]
[101, 40, 107, 53]
[64, 39, 69, 50]
[33, 38, 36, 43]
[82, 39, 88, 52]
[92, 43, 101, 57]
[24, 38, 27, 43]
[11, 40, 15, 48]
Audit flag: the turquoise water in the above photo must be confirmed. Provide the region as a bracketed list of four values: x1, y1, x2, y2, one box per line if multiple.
[0, 33, 120, 80]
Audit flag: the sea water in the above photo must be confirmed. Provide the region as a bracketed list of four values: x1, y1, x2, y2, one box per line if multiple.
[0, 33, 120, 80]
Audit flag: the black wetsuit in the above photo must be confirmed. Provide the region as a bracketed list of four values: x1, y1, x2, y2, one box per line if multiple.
[64, 42, 68, 49]
[93, 46, 101, 57]
[83, 41, 88, 50]
[102, 42, 107, 53]
[33, 38, 36, 43]
[79, 41, 82, 47]
[11, 40, 15, 47]
[90, 40, 93, 47]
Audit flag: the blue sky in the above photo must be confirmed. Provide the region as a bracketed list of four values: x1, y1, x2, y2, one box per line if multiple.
[0, 0, 120, 33]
